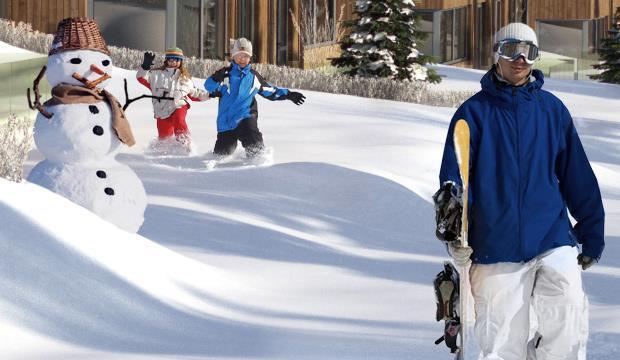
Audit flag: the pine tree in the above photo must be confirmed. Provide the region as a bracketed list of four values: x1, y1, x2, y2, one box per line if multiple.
[332, 0, 440, 83]
[590, 8, 620, 83]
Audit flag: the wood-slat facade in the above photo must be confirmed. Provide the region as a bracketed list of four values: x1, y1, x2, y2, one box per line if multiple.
[1, 0, 305, 67]
[417, 0, 620, 29]
[3, 0, 620, 68]
[415, 0, 620, 68]
[5, 0, 87, 34]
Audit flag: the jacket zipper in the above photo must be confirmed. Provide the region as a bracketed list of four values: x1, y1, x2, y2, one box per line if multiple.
[513, 87, 524, 261]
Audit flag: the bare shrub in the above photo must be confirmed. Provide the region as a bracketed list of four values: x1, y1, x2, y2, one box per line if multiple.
[290, 0, 341, 46]
[289, 1, 346, 69]
[0, 19, 53, 54]
[0, 115, 33, 182]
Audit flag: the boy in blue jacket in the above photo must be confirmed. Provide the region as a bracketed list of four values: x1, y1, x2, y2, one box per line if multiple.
[434, 23, 604, 359]
[204, 38, 305, 158]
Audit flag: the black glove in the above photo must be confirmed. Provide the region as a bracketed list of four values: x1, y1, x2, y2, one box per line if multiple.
[141, 51, 156, 70]
[287, 91, 305, 105]
[433, 181, 463, 243]
[211, 66, 230, 83]
[577, 253, 596, 270]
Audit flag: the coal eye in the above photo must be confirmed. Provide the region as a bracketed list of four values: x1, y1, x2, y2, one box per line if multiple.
[70, 58, 82, 64]
[102, 59, 110, 66]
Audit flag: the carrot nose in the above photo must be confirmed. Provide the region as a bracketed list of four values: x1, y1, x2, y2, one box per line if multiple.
[90, 64, 105, 75]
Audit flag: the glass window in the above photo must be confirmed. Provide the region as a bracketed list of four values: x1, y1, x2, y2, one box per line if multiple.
[494, 0, 502, 30]
[477, 4, 485, 64]
[589, 17, 606, 54]
[203, 0, 226, 60]
[176, 0, 201, 59]
[538, 20, 585, 58]
[441, 10, 453, 62]
[93, 0, 166, 52]
[326, 0, 335, 31]
[417, 11, 434, 57]
[0, 1, 7, 19]
[588, 19, 596, 53]
[237, 0, 254, 41]
[509, 0, 525, 23]
[178, 0, 229, 60]
[455, 7, 467, 60]
[277, 0, 288, 65]
[596, 17, 606, 51]
[418, 7, 468, 62]
[439, 7, 468, 63]
[316, 0, 335, 42]
[300, 0, 336, 44]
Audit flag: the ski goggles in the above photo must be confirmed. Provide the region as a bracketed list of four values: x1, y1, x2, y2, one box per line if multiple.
[494, 39, 540, 64]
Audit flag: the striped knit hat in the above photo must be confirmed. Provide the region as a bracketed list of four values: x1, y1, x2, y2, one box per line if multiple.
[165, 47, 184, 61]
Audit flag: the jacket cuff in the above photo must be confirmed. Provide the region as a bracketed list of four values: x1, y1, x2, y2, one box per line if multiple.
[581, 243, 603, 261]
[136, 68, 149, 78]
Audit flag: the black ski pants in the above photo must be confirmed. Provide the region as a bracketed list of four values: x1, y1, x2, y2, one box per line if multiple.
[213, 116, 264, 157]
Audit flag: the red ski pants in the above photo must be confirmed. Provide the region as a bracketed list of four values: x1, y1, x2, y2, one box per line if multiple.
[157, 105, 190, 138]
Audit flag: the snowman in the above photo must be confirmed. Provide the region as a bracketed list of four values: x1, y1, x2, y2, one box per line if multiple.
[27, 18, 146, 233]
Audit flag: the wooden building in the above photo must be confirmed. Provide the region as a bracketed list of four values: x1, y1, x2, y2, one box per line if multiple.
[416, 0, 620, 68]
[0, 0, 341, 68]
[2, 1, 618, 69]
[1, 1, 87, 34]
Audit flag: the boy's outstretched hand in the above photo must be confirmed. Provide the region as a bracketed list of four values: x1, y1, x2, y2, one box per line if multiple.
[141, 51, 155, 70]
[287, 91, 306, 106]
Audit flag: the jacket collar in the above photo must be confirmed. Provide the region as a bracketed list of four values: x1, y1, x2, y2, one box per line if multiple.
[164, 67, 179, 78]
[232, 62, 252, 75]
[480, 65, 544, 104]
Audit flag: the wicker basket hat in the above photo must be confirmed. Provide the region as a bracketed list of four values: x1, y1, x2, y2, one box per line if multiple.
[49, 18, 110, 56]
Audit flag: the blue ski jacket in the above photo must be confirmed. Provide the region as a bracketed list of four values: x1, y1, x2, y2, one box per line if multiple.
[439, 67, 605, 264]
[204, 62, 289, 132]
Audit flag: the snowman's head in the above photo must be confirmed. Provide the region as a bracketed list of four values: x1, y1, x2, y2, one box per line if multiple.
[46, 49, 114, 89]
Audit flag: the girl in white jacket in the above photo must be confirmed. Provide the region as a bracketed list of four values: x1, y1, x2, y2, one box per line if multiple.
[136, 47, 209, 151]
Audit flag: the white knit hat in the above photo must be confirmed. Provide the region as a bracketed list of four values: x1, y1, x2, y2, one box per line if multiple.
[231, 37, 253, 58]
[493, 23, 538, 63]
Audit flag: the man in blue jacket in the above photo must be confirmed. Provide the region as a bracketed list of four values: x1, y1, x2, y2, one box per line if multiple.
[204, 38, 305, 158]
[435, 23, 604, 359]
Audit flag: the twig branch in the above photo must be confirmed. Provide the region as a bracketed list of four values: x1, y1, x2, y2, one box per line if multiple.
[27, 65, 53, 119]
[122, 78, 174, 111]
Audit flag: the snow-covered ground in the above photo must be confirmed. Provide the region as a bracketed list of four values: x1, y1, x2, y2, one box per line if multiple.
[2, 40, 620, 359]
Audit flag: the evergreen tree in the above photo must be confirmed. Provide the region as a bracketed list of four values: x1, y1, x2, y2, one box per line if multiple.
[590, 8, 620, 83]
[332, 0, 440, 83]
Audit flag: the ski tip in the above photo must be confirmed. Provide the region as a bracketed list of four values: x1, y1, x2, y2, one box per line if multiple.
[454, 119, 470, 133]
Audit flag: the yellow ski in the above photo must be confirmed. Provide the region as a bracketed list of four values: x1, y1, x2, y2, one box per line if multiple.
[453, 119, 471, 360]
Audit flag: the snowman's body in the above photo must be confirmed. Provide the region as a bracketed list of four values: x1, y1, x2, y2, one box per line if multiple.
[28, 159, 146, 232]
[33, 102, 120, 163]
[28, 48, 146, 232]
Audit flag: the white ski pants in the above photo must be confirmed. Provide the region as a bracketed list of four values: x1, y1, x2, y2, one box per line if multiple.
[470, 246, 589, 360]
